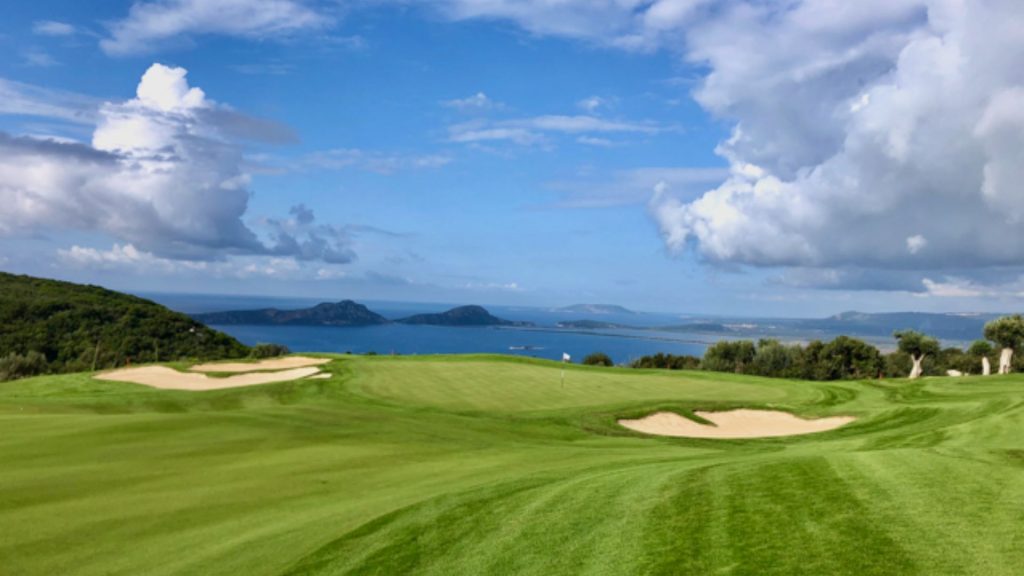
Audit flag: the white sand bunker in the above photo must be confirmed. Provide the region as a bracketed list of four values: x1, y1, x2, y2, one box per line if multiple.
[96, 366, 322, 391]
[189, 356, 330, 372]
[619, 409, 855, 439]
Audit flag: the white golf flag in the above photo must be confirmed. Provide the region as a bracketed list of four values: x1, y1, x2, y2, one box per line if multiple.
[562, 352, 571, 362]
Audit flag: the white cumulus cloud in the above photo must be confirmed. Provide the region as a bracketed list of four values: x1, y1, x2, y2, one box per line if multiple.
[0, 63, 351, 264]
[647, 0, 1024, 284]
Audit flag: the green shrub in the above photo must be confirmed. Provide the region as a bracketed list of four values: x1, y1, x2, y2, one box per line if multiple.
[629, 353, 701, 370]
[582, 352, 614, 367]
[0, 351, 48, 381]
[250, 343, 291, 359]
[702, 340, 756, 373]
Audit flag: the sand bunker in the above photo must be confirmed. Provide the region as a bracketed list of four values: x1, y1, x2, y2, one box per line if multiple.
[619, 409, 854, 439]
[189, 356, 330, 373]
[96, 366, 322, 391]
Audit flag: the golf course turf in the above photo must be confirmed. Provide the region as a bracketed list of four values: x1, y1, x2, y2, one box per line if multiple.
[1, 354, 1022, 575]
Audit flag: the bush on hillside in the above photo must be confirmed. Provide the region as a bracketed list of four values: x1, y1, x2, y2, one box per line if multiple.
[633, 336, 889, 381]
[0, 351, 48, 382]
[582, 352, 614, 367]
[250, 343, 291, 359]
[630, 353, 701, 370]
[702, 340, 756, 373]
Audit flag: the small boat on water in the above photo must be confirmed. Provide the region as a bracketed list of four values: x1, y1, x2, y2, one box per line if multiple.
[509, 345, 544, 351]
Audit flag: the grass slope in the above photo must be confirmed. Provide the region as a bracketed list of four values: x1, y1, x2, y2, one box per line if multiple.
[1, 354, 1022, 575]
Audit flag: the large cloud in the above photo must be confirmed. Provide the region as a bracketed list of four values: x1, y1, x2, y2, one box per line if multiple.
[0, 63, 351, 264]
[650, 0, 1024, 278]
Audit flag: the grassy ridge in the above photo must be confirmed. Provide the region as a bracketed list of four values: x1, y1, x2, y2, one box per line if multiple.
[1, 354, 1022, 575]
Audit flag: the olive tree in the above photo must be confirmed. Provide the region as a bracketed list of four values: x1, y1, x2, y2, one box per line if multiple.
[894, 330, 940, 379]
[967, 340, 994, 375]
[983, 315, 1024, 374]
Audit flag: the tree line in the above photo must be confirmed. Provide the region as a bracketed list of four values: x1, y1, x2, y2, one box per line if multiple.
[583, 314, 1024, 380]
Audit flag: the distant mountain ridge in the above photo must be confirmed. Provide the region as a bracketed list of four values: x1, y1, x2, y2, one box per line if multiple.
[194, 300, 388, 327]
[557, 304, 635, 315]
[556, 320, 633, 330]
[798, 311, 999, 340]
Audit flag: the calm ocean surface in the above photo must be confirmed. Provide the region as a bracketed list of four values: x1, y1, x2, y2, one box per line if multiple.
[143, 293, 716, 364]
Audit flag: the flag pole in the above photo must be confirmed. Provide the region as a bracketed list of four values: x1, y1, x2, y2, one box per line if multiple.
[561, 352, 570, 388]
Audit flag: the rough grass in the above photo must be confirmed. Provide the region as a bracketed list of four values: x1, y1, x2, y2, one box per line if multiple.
[1, 354, 1022, 575]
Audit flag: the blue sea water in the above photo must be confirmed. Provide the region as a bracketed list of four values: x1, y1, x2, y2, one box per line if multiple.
[141, 293, 715, 364]
[206, 324, 710, 364]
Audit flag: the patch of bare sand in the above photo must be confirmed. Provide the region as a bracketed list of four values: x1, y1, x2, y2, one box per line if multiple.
[618, 409, 854, 439]
[96, 366, 322, 391]
[307, 373, 331, 379]
[189, 356, 330, 373]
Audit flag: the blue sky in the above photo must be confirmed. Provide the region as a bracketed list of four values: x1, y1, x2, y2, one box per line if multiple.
[1, 1, 1023, 317]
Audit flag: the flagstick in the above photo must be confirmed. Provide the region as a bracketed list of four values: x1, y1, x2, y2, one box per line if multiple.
[561, 368, 565, 388]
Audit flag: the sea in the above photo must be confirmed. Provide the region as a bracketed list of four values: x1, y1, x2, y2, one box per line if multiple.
[141, 293, 719, 365]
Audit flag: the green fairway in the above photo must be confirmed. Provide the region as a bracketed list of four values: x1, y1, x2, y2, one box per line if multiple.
[1, 354, 1022, 575]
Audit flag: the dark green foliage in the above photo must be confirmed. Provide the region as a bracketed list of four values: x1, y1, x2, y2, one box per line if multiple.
[750, 338, 803, 378]
[814, 336, 884, 380]
[0, 351, 48, 380]
[938, 347, 974, 374]
[636, 337, 888, 381]
[967, 339, 993, 357]
[701, 340, 756, 373]
[983, 315, 1024, 349]
[955, 340, 996, 375]
[251, 343, 291, 359]
[582, 352, 614, 367]
[0, 272, 248, 379]
[884, 351, 913, 378]
[894, 330, 940, 359]
[630, 353, 702, 370]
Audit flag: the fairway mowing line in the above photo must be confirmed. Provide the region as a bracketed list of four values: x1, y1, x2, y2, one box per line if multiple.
[619, 409, 855, 439]
[95, 366, 323, 390]
[189, 357, 331, 373]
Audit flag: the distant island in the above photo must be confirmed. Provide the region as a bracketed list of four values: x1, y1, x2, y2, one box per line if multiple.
[194, 300, 388, 327]
[556, 304, 635, 315]
[194, 302, 529, 328]
[396, 305, 529, 326]
[660, 322, 732, 333]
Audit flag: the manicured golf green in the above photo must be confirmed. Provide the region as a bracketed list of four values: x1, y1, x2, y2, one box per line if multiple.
[1, 354, 1022, 575]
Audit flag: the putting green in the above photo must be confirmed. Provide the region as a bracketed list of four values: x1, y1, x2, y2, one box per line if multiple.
[1, 354, 1022, 575]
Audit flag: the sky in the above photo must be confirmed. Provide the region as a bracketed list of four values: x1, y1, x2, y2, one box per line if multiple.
[1, 0, 1023, 317]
